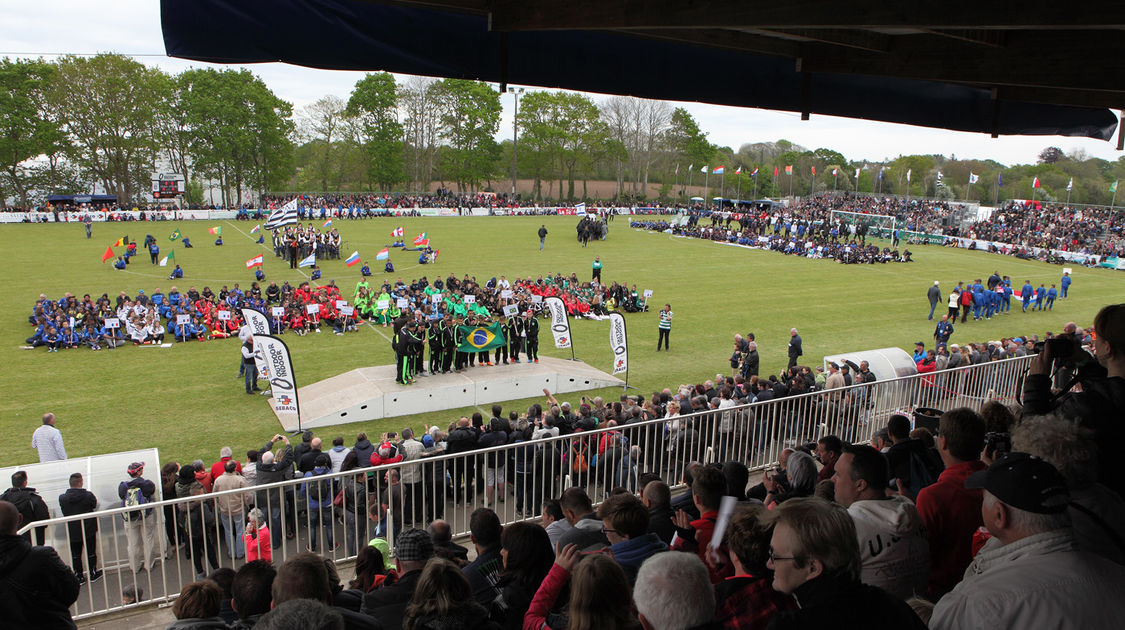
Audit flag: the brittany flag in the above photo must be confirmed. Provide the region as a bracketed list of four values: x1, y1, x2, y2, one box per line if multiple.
[345, 251, 361, 267]
[246, 254, 263, 268]
[392, 226, 404, 238]
[712, 166, 725, 175]
[413, 232, 428, 245]
[375, 248, 389, 261]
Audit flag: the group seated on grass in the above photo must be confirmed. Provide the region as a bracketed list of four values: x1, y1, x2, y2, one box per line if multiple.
[22, 271, 650, 350]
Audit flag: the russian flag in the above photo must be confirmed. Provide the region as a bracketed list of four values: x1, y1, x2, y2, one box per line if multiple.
[345, 251, 361, 267]
[375, 248, 390, 261]
[245, 255, 263, 268]
[413, 232, 428, 245]
[712, 166, 725, 175]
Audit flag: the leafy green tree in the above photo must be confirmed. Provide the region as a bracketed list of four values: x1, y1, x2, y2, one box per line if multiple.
[434, 79, 501, 190]
[0, 58, 64, 208]
[666, 107, 711, 173]
[347, 72, 405, 190]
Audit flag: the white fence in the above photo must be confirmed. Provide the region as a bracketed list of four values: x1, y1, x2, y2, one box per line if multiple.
[16, 355, 1031, 620]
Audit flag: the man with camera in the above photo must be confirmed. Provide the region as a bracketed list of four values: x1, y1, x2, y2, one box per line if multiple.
[1023, 304, 1125, 499]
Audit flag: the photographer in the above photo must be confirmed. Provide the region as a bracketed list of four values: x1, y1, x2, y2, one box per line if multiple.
[1023, 304, 1125, 498]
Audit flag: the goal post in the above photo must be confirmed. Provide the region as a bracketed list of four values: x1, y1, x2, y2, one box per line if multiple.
[830, 209, 896, 238]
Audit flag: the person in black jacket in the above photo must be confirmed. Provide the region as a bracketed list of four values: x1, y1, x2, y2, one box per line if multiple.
[787, 328, 803, 370]
[446, 418, 481, 503]
[765, 498, 925, 630]
[256, 434, 295, 547]
[0, 500, 79, 630]
[522, 311, 540, 363]
[58, 472, 101, 584]
[0, 471, 49, 545]
[362, 528, 434, 630]
[641, 480, 676, 545]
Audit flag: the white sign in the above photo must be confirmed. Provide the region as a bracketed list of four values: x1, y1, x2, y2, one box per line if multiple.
[256, 334, 300, 429]
[609, 312, 629, 376]
[500, 289, 513, 299]
[531, 294, 543, 303]
[643, 290, 653, 298]
[377, 300, 390, 310]
[176, 314, 191, 325]
[340, 305, 355, 316]
[503, 304, 520, 317]
[463, 295, 476, 304]
[1063, 267, 1073, 274]
[544, 296, 572, 349]
[271, 307, 285, 317]
[335, 300, 347, 309]
[306, 304, 320, 315]
[396, 298, 409, 308]
[431, 293, 442, 304]
[241, 308, 272, 379]
[104, 318, 120, 329]
[217, 310, 231, 321]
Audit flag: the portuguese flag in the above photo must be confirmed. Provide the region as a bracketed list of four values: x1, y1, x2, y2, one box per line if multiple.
[456, 323, 506, 352]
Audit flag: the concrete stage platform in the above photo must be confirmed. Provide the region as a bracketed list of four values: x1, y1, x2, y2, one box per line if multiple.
[272, 356, 625, 431]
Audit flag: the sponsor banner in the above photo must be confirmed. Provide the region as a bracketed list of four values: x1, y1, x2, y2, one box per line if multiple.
[256, 334, 300, 428]
[241, 308, 272, 378]
[544, 296, 572, 349]
[608, 312, 628, 375]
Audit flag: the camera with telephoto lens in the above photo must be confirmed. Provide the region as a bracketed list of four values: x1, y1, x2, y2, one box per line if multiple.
[1034, 336, 1075, 358]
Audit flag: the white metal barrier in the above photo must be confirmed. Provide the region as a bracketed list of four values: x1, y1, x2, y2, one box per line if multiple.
[16, 354, 1032, 620]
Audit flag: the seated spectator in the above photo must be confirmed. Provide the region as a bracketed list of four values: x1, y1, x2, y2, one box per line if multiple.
[815, 435, 842, 482]
[640, 480, 676, 545]
[931, 453, 1125, 629]
[255, 599, 342, 630]
[0, 500, 79, 629]
[885, 413, 943, 500]
[405, 558, 500, 630]
[832, 444, 929, 598]
[763, 451, 817, 507]
[272, 552, 378, 630]
[362, 528, 434, 629]
[1012, 413, 1125, 566]
[428, 519, 468, 565]
[597, 493, 667, 582]
[208, 567, 238, 625]
[556, 488, 608, 550]
[714, 505, 795, 630]
[634, 552, 716, 630]
[490, 522, 553, 630]
[541, 499, 571, 549]
[915, 408, 986, 598]
[231, 560, 276, 629]
[463, 508, 503, 606]
[669, 464, 701, 520]
[347, 545, 394, 595]
[525, 546, 639, 630]
[766, 497, 926, 629]
[672, 465, 732, 584]
[168, 580, 227, 630]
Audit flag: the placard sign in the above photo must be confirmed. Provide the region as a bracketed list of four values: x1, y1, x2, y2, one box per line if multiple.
[340, 305, 355, 316]
[335, 300, 347, 309]
[1063, 267, 1073, 274]
[503, 304, 520, 317]
[500, 289, 513, 299]
[306, 304, 320, 315]
[643, 290, 653, 298]
[271, 307, 285, 317]
[396, 298, 409, 308]
[463, 295, 476, 304]
[104, 317, 120, 328]
[531, 294, 543, 303]
[176, 314, 191, 325]
[431, 293, 442, 304]
[377, 300, 390, 310]
[217, 310, 231, 321]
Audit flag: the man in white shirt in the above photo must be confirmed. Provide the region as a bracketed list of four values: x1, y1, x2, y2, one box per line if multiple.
[31, 413, 66, 462]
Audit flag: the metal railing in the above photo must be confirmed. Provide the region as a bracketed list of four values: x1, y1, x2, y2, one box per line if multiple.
[17, 354, 1032, 620]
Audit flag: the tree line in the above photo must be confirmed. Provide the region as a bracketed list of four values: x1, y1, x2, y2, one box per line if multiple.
[3, 54, 1125, 207]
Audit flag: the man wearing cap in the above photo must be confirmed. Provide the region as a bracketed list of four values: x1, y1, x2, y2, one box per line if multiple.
[361, 528, 434, 629]
[931, 453, 1125, 629]
[912, 342, 926, 364]
[118, 461, 158, 573]
[927, 281, 941, 320]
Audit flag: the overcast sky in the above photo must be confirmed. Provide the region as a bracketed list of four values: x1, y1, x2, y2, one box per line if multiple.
[3, 0, 1121, 167]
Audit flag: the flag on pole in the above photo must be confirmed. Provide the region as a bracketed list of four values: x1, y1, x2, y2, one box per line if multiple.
[432, 249, 439, 262]
[906, 169, 912, 182]
[249, 225, 260, 235]
[811, 166, 817, 176]
[936, 171, 944, 186]
[688, 163, 693, 172]
[675, 164, 679, 175]
[998, 173, 1004, 187]
[413, 232, 428, 245]
[751, 167, 759, 177]
[575, 202, 586, 215]
[712, 166, 725, 175]
[264, 197, 299, 230]
[1111, 180, 1119, 193]
[392, 226, 404, 238]
[785, 165, 793, 175]
[1066, 177, 1073, 191]
[169, 229, 183, 241]
[701, 165, 708, 174]
[246, 254, 263, 268]
[969, 172, 979, 184]
[832, 167, 838, 176]
[322, 219, 332, 228]
[1033, 176, 1041, 188]
[113, 237, 125, 247]
[159, 250, 175, 267]
[878, 168, 884, 180]
[208, 226, 222, 236]
[855, 168, 860, 179]
[735, 166, 742, 175]
[773, 166, 779, 177]
[375, 248, 390, 261]
[415, 239, 429, 247]
[345, 251, 361, 267]
[101, 245, 115, 263]
[298, 254, 316, 268]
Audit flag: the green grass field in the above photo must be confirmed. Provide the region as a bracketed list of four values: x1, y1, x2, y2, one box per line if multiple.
[2, 215, 1119, 467]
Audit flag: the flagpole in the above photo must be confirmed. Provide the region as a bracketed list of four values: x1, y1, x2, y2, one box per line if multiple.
[753, 173, 758, 200]
[736, 175, 742, 205]
[994, 175, 1000, 205]
[1112, 182, 1119, 209]
[788, 171, 793, 199]
[833, 172, 838, 192]
[705, 170, 711, 208]
[721, 171, 726, 204]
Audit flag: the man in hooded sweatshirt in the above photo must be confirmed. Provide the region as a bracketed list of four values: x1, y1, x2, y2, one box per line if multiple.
[833, 444, 929, 598]
[0, 500, 79, 629]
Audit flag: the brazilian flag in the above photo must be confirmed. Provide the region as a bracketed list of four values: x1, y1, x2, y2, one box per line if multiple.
[168, 229, 182, 242]
[457, 323, 506, 352]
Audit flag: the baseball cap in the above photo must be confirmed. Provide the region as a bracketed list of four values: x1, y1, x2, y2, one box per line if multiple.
[127, 461, 145, 475]
[965, 452, 1070, 514]
[422, 434, 435, 448]
[829, 362, 839, 369]
[394, 528, 434, 562]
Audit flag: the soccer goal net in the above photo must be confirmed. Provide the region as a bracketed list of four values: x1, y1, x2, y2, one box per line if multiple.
[830, 210, 896, 237]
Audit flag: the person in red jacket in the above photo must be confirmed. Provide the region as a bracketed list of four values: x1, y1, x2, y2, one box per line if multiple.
[672, 465, 734, 584]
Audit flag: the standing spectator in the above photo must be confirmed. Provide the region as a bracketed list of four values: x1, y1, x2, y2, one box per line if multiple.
[242, 450, 260, 486]
[31, 412, 66, 462]
[398, 428, 424, 524]
[915, 408, 986, 598]
[832, 445, 929, 598]
[0, 471, 49, 545]
[243, 508, 272, 563]
[765, 498, 926, 629]
[181, 481, 220, 580]
[714, 505, 795, 630]
[0, 500, 80, 629]
[931, 453, 1125, 629]
[927, 281, 941, 320]
[212, 460, 250, 559]
[302, 454, 336, 552]
[787, 328, 803, 369]
[656, 304, 673, 351]
[58, 472, 102, 585]
[256, 434, 296, 547]
[634, 552, 715, 630]
[118, 462, 158, 574]
[328, 436, 351, 473]
[884, 413, 943, 500]
[210, 446, 242, 481]
[299, 437, 325, 474]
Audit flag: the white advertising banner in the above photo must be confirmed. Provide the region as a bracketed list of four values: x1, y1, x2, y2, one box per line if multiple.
[608, 312, 628, 376]
[544, 297, 572, 349]
[256, 334, 300, 429]
[241, 307, 271, 379]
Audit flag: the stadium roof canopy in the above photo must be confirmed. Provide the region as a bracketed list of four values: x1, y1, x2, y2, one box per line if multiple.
[161, 0, 1124, 142]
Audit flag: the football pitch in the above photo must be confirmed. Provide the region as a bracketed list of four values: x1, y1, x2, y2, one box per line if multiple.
[1, 215, 1119, 467]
